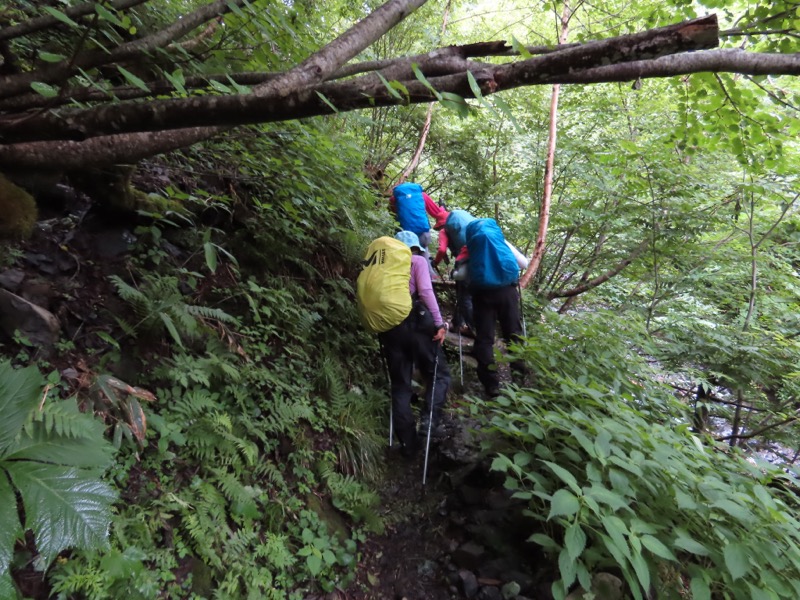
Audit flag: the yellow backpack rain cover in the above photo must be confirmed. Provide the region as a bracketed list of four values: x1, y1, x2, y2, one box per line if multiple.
[356, 237, 412, 333]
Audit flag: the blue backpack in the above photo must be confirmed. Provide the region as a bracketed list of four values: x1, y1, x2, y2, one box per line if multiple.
[392, 182, 429, 235]
[465, 218, 519, 289]
[444, 209, 476, 251]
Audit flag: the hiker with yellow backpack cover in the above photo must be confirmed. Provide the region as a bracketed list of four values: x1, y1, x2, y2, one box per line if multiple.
[356, 231, 450, 461]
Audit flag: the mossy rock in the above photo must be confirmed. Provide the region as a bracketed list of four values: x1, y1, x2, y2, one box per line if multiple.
[0, 174, 38, 239]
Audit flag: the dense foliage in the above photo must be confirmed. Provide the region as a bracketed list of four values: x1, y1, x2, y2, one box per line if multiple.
[484, 313, 800, 599]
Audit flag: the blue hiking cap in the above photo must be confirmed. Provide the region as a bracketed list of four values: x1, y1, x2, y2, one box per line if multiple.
[395, 230, 422, 251]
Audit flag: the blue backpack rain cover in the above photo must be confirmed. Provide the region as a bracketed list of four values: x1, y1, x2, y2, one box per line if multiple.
[392, 182, 429, 235]
[465, 218, 519, 289]
[444, 209, 476, 251]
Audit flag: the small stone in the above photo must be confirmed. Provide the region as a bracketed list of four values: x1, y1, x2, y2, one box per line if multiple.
[458, 569, 479, 599]
[501, 581, 521, 600]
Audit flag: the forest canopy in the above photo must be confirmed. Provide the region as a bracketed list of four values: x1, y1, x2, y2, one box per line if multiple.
[0, 0, 798, 170]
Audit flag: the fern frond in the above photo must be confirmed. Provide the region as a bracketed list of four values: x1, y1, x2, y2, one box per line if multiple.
[188, 304, 238, 324]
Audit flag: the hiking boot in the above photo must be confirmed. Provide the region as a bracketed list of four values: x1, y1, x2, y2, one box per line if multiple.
[418, 416, 446, 439]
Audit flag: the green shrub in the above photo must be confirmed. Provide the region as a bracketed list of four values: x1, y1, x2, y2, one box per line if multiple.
[483, 311, 800, 600]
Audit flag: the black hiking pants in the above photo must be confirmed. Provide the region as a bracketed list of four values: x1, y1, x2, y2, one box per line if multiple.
[472, 284, 526, 395]
[453, 280, 474, 331]
[379, 316, 451, 456]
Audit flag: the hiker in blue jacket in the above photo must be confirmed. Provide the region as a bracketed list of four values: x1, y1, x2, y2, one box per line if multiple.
[433, 209, 475, 336]
[461, 218, 529, 397]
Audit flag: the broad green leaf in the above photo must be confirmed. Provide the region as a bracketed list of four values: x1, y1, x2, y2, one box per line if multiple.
[587, 485, 629, 511]
[558, 548, 577, 589]
[548, 489, 580, 519]
[204, 241, 218, 273]
[0, 474, 22, 576]
[594, 428, 612, 458]
[95, 4, 124, 27]
[673, 534, 710, 556]
[466, 71, 484, 100]
[5, 429, 113, 469]
[491, 454, 512, 472]
[0, 362, 43, 454]
[226, 76, 251, 95]
[159, 313, 184, 347]
[712, 498, 752, 522]
[96, 331, 120, 350]
[542, 460, 580, 494]
[528, 533, 560, 550]
[38, 52, 65, 63]
[376, 73, 403, 100]
[306, 553, 322, 576]
[510, 35, 533, 59]
[745, 582, 777, 600]
[6, 463, 115, 563]
[513, 452, 532, 468]
[564, 523, 586, 560]
[752, 485, 777, 511]
[439, 92, 470, 118]
[164, 70, 187, 95]
[690, 576, 711, 600]
[316, 92, 339, 114]
[601, 515, 630, 559]
[30, 81, 59, 98]
[43, 6, 79, 28]
[630, 551, 651, 593]
[675, 489, 698, 510]
[641, 535, 677, 561]
[723, 543, 751, 580]
[209, 79, 233, 94]
[116, 66, 149, 92]
[411, 64, 441, 101]
[576, 560, 592, 592]
[0, 571, 18, 599]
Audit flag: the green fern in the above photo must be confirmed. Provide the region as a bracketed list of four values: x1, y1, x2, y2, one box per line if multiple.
[25, 396, 107, 440]
[315, 356, 385, 478]
[109, 273, 236, 347]
[322, 469, 383, 533]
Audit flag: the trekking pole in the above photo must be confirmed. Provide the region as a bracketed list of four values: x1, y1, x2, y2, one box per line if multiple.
[422, 348, 439, 486]
[378, 338, 393, 448]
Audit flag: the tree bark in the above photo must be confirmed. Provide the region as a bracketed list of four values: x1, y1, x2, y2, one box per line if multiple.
[519, 0, 572, 289]
[0, 16, 721, 145]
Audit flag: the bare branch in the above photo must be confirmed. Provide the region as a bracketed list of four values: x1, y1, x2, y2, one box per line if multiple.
[546, 236, 650, 299]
